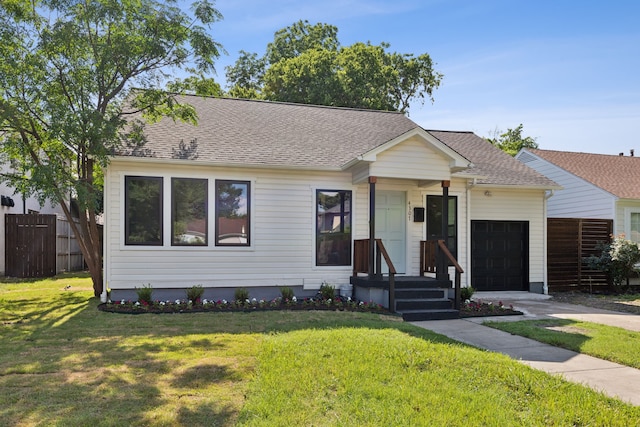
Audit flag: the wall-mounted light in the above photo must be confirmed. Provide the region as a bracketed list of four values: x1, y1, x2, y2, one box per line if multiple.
[1, 195, 15, 207]
[484, 191, 492, 197]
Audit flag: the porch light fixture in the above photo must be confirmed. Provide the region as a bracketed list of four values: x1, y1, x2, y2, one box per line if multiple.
[484, 191, 492, 197]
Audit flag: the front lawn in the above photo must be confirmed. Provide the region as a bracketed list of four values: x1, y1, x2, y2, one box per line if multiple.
[485, 318, 640, 369]
[2, 274, 639, 426]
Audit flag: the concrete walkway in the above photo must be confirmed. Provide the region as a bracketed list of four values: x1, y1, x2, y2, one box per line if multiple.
[411, 292, 640, 406]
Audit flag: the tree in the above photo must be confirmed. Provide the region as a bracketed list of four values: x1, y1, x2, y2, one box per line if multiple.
[0, 0, 223, 296]
[487, 124, 538, 156]
[226, 20, 442, 113]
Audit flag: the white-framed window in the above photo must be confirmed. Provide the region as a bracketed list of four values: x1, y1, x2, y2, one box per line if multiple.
[124, 176, 163, 246]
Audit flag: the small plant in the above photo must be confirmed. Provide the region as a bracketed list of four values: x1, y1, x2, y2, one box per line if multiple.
[135, 284, 153, 305]
[460, 286, 475, 301]
[186, 285, 205, 302]
[319, 282, 335, 300]
[234, 287, 250, 302]
[280, 286, 294, 301]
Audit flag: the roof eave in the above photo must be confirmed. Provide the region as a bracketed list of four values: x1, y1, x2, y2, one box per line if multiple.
[108, 155, 344, 172]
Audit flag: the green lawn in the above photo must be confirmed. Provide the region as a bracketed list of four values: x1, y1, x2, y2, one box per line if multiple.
[1, 274, 639, 426]
[485, 318, 640, 369]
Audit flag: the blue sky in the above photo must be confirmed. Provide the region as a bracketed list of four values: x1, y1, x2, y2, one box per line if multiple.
[205, 0, 640, 155]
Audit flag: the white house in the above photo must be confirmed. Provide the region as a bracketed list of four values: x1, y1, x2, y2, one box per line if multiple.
[103, 96, 559, 317]
[517, 148, 640, 242]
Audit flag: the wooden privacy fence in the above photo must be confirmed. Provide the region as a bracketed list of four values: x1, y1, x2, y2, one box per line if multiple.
[5, 214, 85, 278]
[5, 214, 56, 278]
[547, 218, 612, 292]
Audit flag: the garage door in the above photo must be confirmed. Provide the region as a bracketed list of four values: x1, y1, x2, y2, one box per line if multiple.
[471, 220, 529, 291]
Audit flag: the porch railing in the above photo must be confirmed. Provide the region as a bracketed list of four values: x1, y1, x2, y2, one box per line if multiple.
[353, 239, 397, 311]
[420, 240, 464, 310]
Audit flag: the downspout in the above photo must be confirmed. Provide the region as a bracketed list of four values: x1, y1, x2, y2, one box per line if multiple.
[542, 190, 554, 295]
[466, 180, 473, 288]
[100, 166, 109, 303]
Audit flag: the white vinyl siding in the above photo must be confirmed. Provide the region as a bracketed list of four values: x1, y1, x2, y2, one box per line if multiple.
[617, 200, 640, 241]
[369, 136, 451, 181]
[105, 162, 357, 291]
[517, 152, 615, 219]
[470, 188, 546, 284]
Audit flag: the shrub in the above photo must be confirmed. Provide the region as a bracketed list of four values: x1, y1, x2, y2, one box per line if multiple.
[460, 286, 475, 301]
[585, 235, 640, 287]
[234, 287, 250, 302]
[319, 282, 335, 300]
[135, 284, 153, 305]
[186, 285, 205, 302]
[280, 286, 294, 301]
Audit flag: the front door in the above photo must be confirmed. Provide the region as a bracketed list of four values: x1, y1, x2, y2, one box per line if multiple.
[375, 191, 406, 274]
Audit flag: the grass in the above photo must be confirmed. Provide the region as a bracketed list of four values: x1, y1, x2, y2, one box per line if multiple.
[1, 274, 639, 426]
[485, 318, 640, 369]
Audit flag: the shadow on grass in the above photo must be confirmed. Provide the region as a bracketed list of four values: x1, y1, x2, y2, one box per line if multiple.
[486, 318, 592, 352]
[0, 293, 462, 426]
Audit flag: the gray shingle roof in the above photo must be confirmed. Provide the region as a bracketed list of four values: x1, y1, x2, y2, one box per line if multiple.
[117, 95, 557, 188]
[119, 95, 418, 168]
[528, 148, 640, 198]
[429, 130, 559, 188]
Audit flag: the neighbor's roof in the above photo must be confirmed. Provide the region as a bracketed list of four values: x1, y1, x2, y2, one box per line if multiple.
[429, 131, 560, 188]
[117, 95, 556, 188]
[528, 148, 640, 199]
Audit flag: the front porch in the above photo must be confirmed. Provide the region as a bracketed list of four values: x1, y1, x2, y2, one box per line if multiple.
[350, 238, 463, 320]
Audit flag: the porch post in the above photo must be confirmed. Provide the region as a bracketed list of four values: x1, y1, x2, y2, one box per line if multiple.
[437, 180, 450, 281]
[368, 176, 377, 279]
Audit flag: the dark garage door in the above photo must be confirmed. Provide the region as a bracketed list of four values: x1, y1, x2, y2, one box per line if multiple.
[471, 220, 529, 291]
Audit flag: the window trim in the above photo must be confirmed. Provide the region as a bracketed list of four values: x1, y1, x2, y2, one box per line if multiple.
[215, 179, 251, 247]
[315, 189, 352, 267]
[171, 177, 208, 247]
[124, 175, 164, 246]
[624, 207, 640, 244]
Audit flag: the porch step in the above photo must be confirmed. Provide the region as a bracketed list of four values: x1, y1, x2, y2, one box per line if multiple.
[395, 288, 446, 299]
[395, 298, 453, 311]
[400, 309, 460, 321]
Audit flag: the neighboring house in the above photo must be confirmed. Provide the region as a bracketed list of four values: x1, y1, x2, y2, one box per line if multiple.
[103, 96, 559, 306]
[517, 148, 640, 242]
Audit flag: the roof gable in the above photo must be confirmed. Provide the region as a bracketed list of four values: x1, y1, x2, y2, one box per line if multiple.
[526, 149, 640, 199]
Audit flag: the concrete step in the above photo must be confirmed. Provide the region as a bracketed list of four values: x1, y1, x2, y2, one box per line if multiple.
[400, 309, 459, 321]
[395, 298, 453, 311]
[395, 288, 447, 299]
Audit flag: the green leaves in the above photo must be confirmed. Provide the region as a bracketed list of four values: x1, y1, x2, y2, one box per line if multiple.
[226, 20, 442, 112]
[487, 124, 539, 156]
[0, 0, 224, 293]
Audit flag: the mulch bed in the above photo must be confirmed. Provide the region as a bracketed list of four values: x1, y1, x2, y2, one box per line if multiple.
[459, 301, 523, 318]
[99, 298, 523, 318]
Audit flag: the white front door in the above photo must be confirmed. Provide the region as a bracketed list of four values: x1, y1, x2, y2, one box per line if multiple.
[375, 191, 406, 274]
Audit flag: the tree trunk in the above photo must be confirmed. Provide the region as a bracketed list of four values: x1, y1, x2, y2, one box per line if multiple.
[50, 189, 103, 296]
